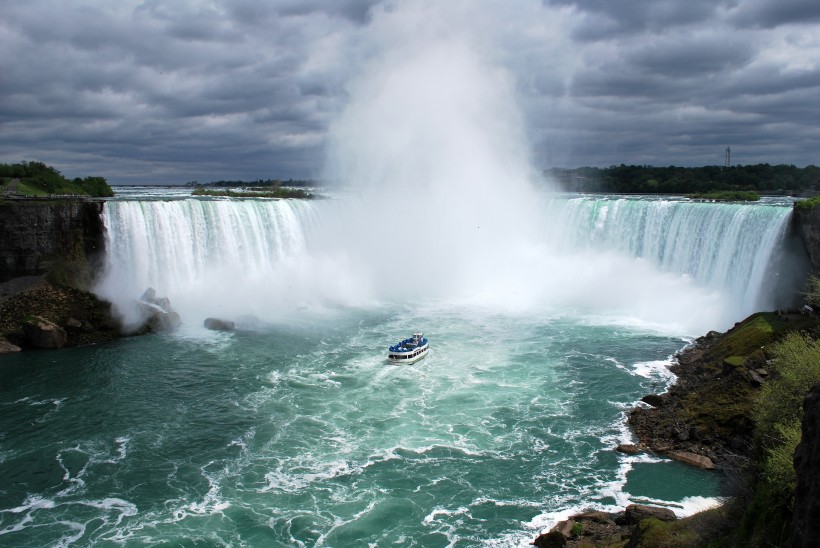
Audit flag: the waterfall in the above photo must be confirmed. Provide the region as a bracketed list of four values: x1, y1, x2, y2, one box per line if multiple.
[95, 198, 329, 327]
[95, 193, 804, 334]
[542, 195, 802, 318]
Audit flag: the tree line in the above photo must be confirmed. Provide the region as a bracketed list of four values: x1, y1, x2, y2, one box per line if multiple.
[193, 178, 316, 188]
[0, 161, 114, 197]
[547, 164, 820, 194]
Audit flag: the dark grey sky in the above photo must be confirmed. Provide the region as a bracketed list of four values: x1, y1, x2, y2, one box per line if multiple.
[2, 0, 819, 184]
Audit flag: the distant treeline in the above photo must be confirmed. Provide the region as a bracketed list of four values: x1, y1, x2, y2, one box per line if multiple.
[0, 161, 114, 197]
[547, 164, 820, 194]
[190, 178, 316, 188]
[192, 187, 314, 199]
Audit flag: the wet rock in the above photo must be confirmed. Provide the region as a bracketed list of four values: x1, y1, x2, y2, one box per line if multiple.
[616, 444, 641, 454]
[572, 510, 613, 524]
[641, 394, 664, 407]
[22, 315, 67, 349]
[669, 450, 715, 469]
[204, 318, 235, 331]
[622, 504, 677, 525]
[64, 317, 83, 332]
[0, 338, 22, 353]
[138, 288, 181, 333]
[551, 519, 575, 538]
[532, 530, 566, 547]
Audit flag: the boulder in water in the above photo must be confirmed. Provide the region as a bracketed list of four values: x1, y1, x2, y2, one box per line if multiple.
[668, 450, 715, 469]
[137, 288, 181, 333]
[204, 318, 235, 331]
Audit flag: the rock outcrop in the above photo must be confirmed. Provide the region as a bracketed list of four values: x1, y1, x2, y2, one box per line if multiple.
[622, 504, 677, 524]
[137, 288, 181, 333]
[22, 316, 68, 349]
[792, 383, 820, 548]
[0, 280, 120, 348]
[0, 338, 21, 353]
[536, 505, 681, 547]
[204, 317, 235, 331]
[627, 312, 818, 469]
[668, 450, 715, 470]
[793, 203, 820, 273]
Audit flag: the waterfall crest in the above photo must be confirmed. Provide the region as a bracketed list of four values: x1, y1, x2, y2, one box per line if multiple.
[95, 194, 803, 334]
[543, 196, 798, 315]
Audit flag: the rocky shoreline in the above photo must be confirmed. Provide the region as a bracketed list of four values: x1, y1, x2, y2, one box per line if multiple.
[0, 276, 183, 353]
[0, 277, 120, 351]
[533, 310, 820, 546]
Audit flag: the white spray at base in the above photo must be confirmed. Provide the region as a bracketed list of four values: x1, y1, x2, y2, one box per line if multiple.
[95, 12, 802, 335]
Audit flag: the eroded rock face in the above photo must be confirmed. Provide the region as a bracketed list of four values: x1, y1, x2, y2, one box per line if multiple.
[22, 316, 67, 349]
[0, 200, 104, 283]
[792, 383, 820, 548]
[793, 205, 820, 273]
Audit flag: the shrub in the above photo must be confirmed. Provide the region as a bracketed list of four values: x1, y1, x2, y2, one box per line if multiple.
[794, 196, 820, 210]
[803, 275, 820, 309]
[755, 332, 820, 447]
[762, 421, 801, 502]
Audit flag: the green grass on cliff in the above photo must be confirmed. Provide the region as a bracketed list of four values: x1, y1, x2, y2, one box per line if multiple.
[678, 313, 814, 441]
[1, 161, 114, 197]
[794, 196, 820, 210]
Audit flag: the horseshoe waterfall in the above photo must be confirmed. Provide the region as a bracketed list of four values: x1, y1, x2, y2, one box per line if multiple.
[0, 190, 806, 546]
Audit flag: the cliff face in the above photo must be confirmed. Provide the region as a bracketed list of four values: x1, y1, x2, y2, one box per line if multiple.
[793, 204, 820, 273]
[793, 383, 820, 548]
[0, 199, 105, 284]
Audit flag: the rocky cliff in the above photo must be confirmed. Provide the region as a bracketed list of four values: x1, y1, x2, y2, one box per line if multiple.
[0, 199, 105, 284]
[793, 203, 820, 273]
[792, 383, 820, 548]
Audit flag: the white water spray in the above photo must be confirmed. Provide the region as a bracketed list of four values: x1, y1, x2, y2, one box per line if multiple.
[94, 4, 801, 335]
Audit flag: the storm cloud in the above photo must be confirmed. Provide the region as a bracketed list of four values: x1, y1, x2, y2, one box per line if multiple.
[1, 0, 818, 184]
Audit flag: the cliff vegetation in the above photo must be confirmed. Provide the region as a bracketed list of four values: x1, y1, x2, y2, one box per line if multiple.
[0, 161, 114, 197]
[192, 187, 315, 199]
[626, 284, 820, 546]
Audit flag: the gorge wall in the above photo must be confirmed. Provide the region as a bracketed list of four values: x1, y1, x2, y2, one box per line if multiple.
[793, 203, 820, 274]
[0, 199, 105, 284]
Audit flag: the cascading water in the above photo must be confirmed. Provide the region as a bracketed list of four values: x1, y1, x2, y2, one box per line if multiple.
[541, 195, 800, 321]
[96, 192, 801, 335]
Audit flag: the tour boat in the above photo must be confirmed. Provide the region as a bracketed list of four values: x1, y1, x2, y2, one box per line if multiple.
[388, 332, 429, 364]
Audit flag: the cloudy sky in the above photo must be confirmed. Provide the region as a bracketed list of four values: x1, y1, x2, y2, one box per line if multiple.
[2, 0, 819, 185]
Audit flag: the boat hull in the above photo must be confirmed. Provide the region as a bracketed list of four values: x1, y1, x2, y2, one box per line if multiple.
[388, 344, 429, 364]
